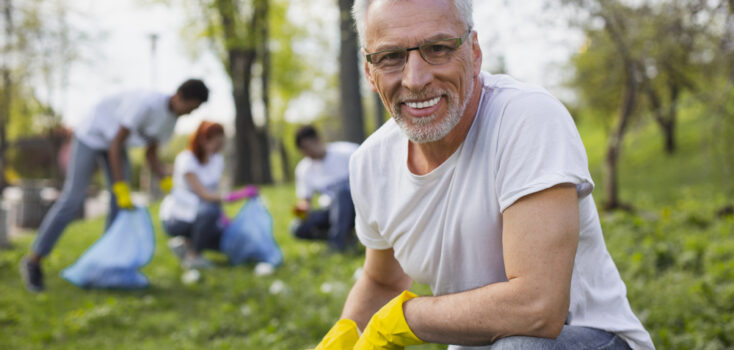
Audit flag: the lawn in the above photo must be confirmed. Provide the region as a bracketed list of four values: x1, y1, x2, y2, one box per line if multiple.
[0, 111, 732, 349]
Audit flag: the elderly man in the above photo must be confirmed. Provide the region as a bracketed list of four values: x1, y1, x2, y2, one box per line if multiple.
[315, 0, 654, 349]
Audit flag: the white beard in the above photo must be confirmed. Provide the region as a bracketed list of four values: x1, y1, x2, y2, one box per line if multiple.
[390, 78, 475, 144]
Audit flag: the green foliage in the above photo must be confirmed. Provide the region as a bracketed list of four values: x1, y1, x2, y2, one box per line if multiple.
[2, 85, 50, 139]
[1, 121, 732, 349]
[603, 199, 734, 349]
[564, 0, 730, 147]
[569, 30, 622, 128]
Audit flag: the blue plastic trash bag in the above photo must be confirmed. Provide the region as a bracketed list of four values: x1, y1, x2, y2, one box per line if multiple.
[61, 207, 155, 289]
[220, 196, 284, 266]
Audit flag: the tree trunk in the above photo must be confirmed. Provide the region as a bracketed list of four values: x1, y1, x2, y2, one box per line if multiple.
[230, 49, 260, 185]
[217, 0, 272, 185]
[604, 75, 636, 211]
[278, 138, 291, 182]
[663, 117, 675, 154]
[600, 9, 637, 211]
[256, 0, 272, 184]
[644, 83, 677, 155]
[0, 0, 12, 191]
[338, 0, 365, 143]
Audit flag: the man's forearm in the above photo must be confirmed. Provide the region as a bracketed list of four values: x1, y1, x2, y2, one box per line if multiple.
[403, 278, 568, 345]
[341, 272, 409, 330]
[109, 142, 125, 183]
[145, 147, 166, 178]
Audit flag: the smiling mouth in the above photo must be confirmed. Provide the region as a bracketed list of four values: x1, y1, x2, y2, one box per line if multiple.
[404, 96, 441, 109]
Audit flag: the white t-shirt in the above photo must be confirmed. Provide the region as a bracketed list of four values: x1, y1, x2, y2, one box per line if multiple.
[295, 142, 359, 200]
[159, 150, 224, 223]
[75, 90, 177, 150]
[349, 72, 654, 350]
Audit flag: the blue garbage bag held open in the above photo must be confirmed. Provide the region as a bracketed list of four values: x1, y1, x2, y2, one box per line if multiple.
[220, 196, 283, 266]
[61, 207, 155, 289]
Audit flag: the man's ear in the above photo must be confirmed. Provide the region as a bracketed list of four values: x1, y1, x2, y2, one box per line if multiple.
[471, 31, 482, 77]
[363, 49, 378, 93]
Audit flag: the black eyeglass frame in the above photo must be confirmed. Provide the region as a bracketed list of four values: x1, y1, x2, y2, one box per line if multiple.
[365, 29, 473, 69]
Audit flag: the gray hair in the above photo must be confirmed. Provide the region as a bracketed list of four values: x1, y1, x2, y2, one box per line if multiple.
[352, 0, 474, 47]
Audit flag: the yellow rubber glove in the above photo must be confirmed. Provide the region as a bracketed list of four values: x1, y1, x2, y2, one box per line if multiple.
[159, 176, 173, 194]
[354, 291, 425, 349]
[314, 319, 360, 350]
[112, 181, 133, 209]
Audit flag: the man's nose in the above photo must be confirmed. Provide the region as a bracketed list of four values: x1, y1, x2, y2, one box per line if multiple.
[401, 50, 433, 91]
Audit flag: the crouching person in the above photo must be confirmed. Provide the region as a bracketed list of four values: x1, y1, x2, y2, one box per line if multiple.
[159, 121, 255, 269]
[291, 125, 359, 252]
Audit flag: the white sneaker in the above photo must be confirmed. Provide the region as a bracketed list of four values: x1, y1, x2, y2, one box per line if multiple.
[167, 237, 187, 262]
[183, 255, 214, 270]
[289, 219, 302, 236]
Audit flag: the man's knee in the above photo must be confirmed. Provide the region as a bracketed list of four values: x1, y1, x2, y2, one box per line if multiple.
[490, 326, 626, 350]
[293, 221, 313, 239]
[53, 192, 85, 217]
[489, 335, 555, 350]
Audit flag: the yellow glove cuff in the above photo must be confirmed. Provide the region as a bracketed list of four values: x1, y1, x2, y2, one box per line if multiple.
[314, 319, 360, 350]
[159, 176, 173, 194]
[355, 290, 425, 349]
[112, 181, 133, 209]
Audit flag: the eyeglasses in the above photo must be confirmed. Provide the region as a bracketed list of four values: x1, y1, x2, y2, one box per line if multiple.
[365, 29, 472, 73]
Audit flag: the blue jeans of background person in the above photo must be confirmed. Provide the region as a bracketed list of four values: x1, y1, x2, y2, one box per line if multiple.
[293, 181, 355, 251]
[31, 136, 131, 257]
[162, 202, 224, 253]
[489, 326, 631, 350]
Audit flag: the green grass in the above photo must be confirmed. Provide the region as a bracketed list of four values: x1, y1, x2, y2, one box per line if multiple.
[0, 109, 732, 349]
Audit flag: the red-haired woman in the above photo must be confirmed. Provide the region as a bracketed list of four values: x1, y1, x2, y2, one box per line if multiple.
[159, 121, 255, 269]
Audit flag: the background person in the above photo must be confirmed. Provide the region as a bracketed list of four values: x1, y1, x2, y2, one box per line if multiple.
[291, 125, 359, 252]
[315, 0, 655, 349]
[159, 121, 257, 270]
[20, 79, 209, 293]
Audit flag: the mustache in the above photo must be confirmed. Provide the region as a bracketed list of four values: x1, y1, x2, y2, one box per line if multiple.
[395, 90, 448, 104]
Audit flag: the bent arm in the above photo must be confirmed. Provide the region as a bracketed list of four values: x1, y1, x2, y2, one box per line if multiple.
[403, 184, 580, 345]
[109, 127, 131, 183]
[296, 198, 311, 212]
[341, 247, 413, 330]
[184, 173, 222, 203]
[145, 142, 167, 179]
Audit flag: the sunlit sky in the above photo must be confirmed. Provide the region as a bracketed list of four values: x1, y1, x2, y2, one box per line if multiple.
[52, 0, 582, 135]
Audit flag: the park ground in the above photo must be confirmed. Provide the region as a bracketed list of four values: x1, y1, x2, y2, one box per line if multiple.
[0, 110, 732, 349]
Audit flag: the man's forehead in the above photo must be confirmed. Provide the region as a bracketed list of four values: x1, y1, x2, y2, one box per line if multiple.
[364, 0, 464, 48]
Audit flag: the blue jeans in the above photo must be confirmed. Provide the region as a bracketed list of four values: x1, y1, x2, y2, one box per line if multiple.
[162, 202, 224, 253]
[293, 181, 355, 251]
[488, 326, 631, 350]
[32, 136, 131, 257]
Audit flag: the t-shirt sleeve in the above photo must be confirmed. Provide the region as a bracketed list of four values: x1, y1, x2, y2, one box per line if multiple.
[175, 152, 198, 177]
[117, 94, 152, 132]
[294, 161, 312, 199]
[349, 151, 392, 250]
[494, 92, 594, 213]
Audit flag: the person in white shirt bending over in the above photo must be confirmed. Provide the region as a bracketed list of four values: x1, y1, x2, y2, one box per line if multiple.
[292, 125, 359, 252]
[20, 79, 209, 293]
[313, 0, 655, 349]
[159, 121, 257, 270]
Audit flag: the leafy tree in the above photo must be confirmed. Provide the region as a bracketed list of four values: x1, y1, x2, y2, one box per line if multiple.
[174, 0, 273, 185]
[173, 0, 341, 184]
[558, 0, 732, 209]
[1, 0, 83, 188]
[560, 0, 642, 210]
